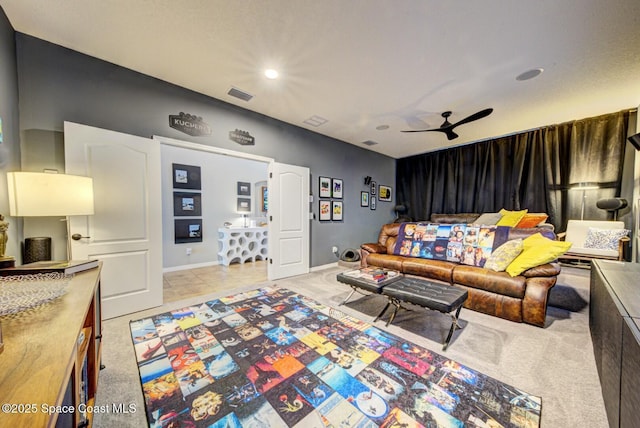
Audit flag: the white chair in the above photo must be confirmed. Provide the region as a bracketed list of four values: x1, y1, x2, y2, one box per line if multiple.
[558, 220, 630, 262]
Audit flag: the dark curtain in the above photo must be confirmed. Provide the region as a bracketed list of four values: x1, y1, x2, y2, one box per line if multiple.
[396, 110, 630, 231]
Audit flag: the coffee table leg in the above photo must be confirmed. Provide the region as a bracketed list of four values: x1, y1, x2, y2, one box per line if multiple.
[374, 301, 391, 322]
[340, 288, 356, 306]
[443, 305, 463, 351]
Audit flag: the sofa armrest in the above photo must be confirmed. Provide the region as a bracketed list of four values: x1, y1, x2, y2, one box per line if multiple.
[556, 232, 566, 241]
[361, 242, 386, 254]
[522, 276, 558, 327]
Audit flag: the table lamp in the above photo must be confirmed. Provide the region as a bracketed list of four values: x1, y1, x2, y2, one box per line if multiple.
[7, 171, 94, 260]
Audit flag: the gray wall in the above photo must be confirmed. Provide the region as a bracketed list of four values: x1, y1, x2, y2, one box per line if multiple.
[0, 9, 20, 260]
[14, 33, 395, 267]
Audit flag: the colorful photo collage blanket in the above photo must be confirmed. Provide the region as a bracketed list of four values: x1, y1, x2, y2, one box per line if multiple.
[393, 223, 510, 267]
[130, 286, 541, 428]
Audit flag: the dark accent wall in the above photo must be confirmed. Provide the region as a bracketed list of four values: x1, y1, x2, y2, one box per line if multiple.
[0, 8, 20, 258]
[14, 33, 395, 267]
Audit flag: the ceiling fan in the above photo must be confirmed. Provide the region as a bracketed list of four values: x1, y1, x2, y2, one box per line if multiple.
[401, 108, 494, 140]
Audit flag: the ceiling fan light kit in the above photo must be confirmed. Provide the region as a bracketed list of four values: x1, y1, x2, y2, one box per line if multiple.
[401, 108, 494, 140]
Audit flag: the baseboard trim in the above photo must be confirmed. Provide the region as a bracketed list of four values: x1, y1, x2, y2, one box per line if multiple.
[163, 261, 219, 273]
[310, 262, 338, 272]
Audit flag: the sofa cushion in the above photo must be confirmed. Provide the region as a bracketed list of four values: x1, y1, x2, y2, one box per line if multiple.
[430, 213, 480, 224]
[366, 253, 406, 272]
[496, 209, 528, 226]
[401, 258, 456, 283]
[453, 265, 526, 299]
[484, 239, 524, 272]
[584, 227, 630, 251]
[506, 233, 572, 277]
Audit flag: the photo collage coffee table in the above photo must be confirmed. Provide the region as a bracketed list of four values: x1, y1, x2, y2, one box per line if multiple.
[337, 268, 468, 350]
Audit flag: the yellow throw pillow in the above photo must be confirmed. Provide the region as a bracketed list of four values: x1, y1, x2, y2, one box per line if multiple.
[505, 233, 572, 277]
[496, 209, 528, 227]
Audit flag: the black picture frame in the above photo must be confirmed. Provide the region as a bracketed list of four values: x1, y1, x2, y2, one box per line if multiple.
[332, 201, 343, 221]
[370, 196, 377, 210]
[361, 191, 369, 207]
[332, 178, 343, 199]
[173, 163, 201, 190]
[370, 180, 377, 195]
[173, 192, 202, 216]
[175, 219, 203, 243]
[237, 198, 251, 213]
[319, 176, 331, 198]
[237, 181, 251, 196]
[378, 185, 392, 202]
[319, 200, 331, 221]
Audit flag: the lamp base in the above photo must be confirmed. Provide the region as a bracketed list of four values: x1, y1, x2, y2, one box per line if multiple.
[0, 257, 15, 269]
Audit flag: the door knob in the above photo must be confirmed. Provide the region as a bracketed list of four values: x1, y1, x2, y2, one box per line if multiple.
[71, 233, 91, 241]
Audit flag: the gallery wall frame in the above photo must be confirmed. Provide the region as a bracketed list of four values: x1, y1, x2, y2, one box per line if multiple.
[173, 192, 202, 216]
[332, 178, 343, 199]
[361, 191, 369, 207]
[237, 181, 251, 196]
[237, 198, 251, 213]
[378, 185, 392, 202]
[370, 180, 377, 196]
[370, 196, 377, 210]
[332, 201, 343, 221]
[175, 219, 203, 243]
[319, 176, 331, 198]
[172, 163, 201, 190]
[319, 200, 331, 221]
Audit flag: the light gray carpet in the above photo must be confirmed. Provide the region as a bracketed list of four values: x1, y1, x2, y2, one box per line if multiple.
[93, 266, 607, 427]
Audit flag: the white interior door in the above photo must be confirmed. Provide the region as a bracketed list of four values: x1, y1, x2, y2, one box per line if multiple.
[268, 162, 310, 280]
[64, 122, 163, 319]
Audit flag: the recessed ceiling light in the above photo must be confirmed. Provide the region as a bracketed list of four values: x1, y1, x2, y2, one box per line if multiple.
[516, 68, 544, 81]
[264, 69, 279, 79]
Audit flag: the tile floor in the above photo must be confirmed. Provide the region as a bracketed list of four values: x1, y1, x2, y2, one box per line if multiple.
[163, 260, 268, 303]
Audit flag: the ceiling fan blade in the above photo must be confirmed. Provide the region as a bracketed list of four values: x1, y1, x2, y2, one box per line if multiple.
[445, 129, 459, 140]
[450, 108, 493, 128]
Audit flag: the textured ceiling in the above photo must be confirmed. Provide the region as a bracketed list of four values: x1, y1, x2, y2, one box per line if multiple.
[2, 0, 639, 158]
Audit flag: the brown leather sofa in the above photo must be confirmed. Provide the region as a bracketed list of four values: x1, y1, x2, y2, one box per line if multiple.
[360, 223, 561, 327]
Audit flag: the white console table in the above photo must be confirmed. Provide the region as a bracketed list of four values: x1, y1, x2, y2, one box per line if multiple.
[217, 227, 268, 266]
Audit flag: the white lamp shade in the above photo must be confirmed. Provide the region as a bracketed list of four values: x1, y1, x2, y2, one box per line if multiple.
[7, 172, 94, 217]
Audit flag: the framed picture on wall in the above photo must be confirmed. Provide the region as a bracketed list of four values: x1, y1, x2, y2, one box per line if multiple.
[370, 196, 377, 210]
[378, 185, 392, 202]
[319, 176, 331, 198]
[361, 191, 369, 207]
[172, 163, 201, 190]
[332, 201, 343, 221]
[237, 198, 251, 213]
[332, 178, 343, 199]
[319, 200, 331, 221]
[370, 181, 377, 195]
[175, 219, 203, 243]
[237, 181, 251, 196]
[261, 186, 268, 212]
[173, 192, 202, 216]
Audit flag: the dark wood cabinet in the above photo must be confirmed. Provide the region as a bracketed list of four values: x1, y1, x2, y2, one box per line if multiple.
[590, 260, 640, 428]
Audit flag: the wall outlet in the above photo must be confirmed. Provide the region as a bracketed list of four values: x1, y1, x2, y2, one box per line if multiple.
[186, 247, 192, 255]
[332, 246, 338, 254]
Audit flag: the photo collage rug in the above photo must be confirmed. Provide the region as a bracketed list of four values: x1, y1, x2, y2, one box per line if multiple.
[130, 286, 541, 427]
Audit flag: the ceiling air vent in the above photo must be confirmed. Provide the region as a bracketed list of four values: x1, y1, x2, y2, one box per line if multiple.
[362, 140, 378, 146]
[227, 87, 253, 102]
[303, 115, 328, 127]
